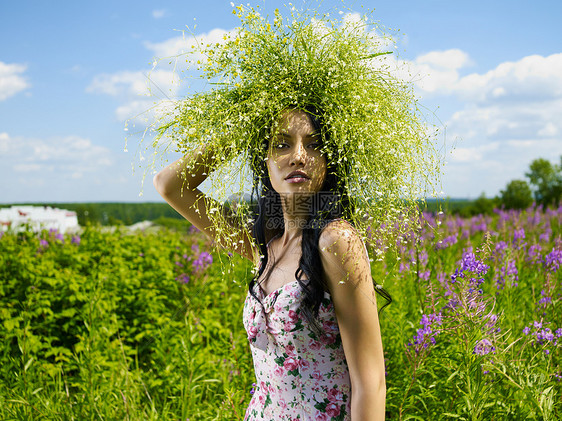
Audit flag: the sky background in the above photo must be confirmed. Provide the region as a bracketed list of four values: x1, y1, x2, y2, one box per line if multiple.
[1, 0, 561, 203]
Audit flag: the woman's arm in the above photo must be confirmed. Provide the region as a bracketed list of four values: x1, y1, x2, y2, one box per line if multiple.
[319, 220, 386, 420]
[153, 146, 255, 261]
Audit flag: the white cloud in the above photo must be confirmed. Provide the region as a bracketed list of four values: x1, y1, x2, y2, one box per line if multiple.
[413, 52, 562, 103]
[152, 9, 166, 19]
[410, 52, 562, 197]
[89, 28, 235, 123]
[116, 98, 175, 123]
[451, 54, 562, 103]
[1, 133, 114, 179]
[86, 69, 179, 98]
[0, 61, 30, 101]
[407, 49, 472, 94]
[144, 28, 231, 59]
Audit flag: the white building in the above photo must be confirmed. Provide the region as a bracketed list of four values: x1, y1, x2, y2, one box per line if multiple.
[0, 205, 79, 233]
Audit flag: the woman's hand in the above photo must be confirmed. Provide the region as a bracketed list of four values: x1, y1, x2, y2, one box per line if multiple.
[319, 219, 386, 420]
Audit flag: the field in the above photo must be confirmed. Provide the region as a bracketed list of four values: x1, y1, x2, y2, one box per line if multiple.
[0, 205, 560, 420]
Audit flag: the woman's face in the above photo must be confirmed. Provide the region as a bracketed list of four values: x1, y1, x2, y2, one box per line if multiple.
[267, 109, 327, 197]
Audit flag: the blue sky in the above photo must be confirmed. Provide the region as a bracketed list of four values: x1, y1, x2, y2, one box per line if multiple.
[1, 0, 561, 203]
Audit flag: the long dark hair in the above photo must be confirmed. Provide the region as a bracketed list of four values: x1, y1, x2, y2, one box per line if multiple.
[249, 106, 391, 336]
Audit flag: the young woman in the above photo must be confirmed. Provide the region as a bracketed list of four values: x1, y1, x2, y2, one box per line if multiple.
[154, 108, 388, 420]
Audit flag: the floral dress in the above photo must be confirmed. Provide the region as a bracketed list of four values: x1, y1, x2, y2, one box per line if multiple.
[243, 280, 351, 420]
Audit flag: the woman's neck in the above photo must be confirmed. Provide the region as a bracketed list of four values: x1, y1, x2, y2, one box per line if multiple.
[279, 193, 310, 244]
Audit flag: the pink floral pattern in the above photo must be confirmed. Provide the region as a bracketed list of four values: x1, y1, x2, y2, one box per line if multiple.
[243, 280, 351, 420]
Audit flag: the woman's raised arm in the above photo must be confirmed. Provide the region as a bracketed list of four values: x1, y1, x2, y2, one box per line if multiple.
[153, 146, 256, 261]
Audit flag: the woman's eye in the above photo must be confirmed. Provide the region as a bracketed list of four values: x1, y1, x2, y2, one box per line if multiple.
[308, 142, 321, 150]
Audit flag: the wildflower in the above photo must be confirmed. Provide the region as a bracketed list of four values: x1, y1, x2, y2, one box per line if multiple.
[435, 234, 458, 250]
[473, 339, 495, 356]
[494, 241, 508, 256]
[538, 290, 552, 306]
[544, 248, 562, 272]
[408, 312, 442, 353]
[176, 274, 190, 284]
[71, 235, 81, 245]
[192, 251, 213, 272]
[513, 228, 525, 242]
[418, 270, 430, 281]
[526, 244, 541, 263]
[496, 259, 518, 289]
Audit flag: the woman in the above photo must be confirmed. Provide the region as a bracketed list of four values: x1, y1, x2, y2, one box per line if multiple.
[154, 107, 388, 420]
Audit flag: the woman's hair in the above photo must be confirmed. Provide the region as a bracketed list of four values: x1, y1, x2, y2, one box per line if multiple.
[249, 106, 391, 337]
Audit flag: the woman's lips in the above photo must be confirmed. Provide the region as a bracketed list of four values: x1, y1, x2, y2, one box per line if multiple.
[286, 176, 309, 183]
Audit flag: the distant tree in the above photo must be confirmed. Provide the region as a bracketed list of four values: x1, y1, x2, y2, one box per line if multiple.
[473, 192, 499, 215]
[500, 179, 533, 210]
[525, 157, 562, 206]
[459, 192, 499, 217]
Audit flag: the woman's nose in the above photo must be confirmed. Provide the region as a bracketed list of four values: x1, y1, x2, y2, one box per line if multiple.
[290, 142, 306, 165]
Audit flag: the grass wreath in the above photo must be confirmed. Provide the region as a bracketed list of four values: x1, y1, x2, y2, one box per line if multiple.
[146, 3, 441, 257]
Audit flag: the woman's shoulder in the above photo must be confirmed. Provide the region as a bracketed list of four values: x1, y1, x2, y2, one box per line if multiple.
[319, 218, 365, 256]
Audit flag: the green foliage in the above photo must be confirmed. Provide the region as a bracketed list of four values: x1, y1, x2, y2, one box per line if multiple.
[0, 206, 560, 419]
[525, 157, 562, 206]
[500, 179, 533, 210]
[0, 228, 254, 419]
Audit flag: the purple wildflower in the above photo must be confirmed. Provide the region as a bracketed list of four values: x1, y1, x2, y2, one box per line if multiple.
[408, 312, 443, 353]
[460, 253, 489, 275]
[176, 274, 190, 284]
[513, 228, 525, 242]
[539, 225, 552, 243]
[473, 339, 495, 356]
[39, 239, 48, 248]
[435, 234, 458, 250]
[544, 249, 562, 272]
[497, 259, 518, 290]
[538, 290, 552, 306]
[71, 235, 81, 245]
[192, 251, 213, 272]
[419, 270, 430, 281]
[399, 261, 410, 273]
[526, 244, 541, 264]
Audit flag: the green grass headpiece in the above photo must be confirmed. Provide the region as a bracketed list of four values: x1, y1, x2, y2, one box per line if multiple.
[151, 3, 440, 255]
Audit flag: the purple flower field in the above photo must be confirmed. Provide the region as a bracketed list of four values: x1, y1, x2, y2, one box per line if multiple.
[381, 204, 561, 419]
